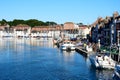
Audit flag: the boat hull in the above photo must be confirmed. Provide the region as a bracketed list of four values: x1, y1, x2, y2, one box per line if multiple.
[89, 56, 102, 69]
[61, 46, 75, 51]
[89, 54, 115, 69]
[60, 41, 76, 51]
[113, 65, 120, 80]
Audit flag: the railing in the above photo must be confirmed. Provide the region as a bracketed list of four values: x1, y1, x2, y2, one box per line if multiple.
[100, 46, 119, 54]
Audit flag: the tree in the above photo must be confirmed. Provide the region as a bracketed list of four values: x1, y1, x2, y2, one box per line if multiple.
[46, 21, 57, 26]
[77, 23, 83, 26]
[0, 19, 58, 27]
[26, 19, 45, 27]
[0, 19, 7, 25]
[11, 19, 25, 26]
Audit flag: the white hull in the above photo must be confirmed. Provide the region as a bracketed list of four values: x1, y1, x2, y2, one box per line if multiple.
[61, 46, 75, 51]
[60, 41, 75, 51]
[89, 56, 100, 68]
[89, 54, 115, 69]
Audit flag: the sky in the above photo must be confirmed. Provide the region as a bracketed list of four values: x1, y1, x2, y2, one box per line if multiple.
[0, 0, 120, 24]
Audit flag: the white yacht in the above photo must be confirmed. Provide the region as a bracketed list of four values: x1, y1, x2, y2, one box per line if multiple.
[60, 40, 76, 51]
[89, 53, 116, 69]
[113, 65, 120, 80]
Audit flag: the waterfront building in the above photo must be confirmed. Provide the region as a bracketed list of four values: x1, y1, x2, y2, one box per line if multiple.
[0, 26, 5, 38]
[90, 12, 120, 46]
[31, 27, 49, 38]
[63, 22, 79, 39]
[13, 24, 31, 38]
[115, 16, 120, 46]
[31, 25, 62, 39]
[89, 17, 103, 52]
[101, 12, 119, 47]
[0, 24, 13, 38]
[90, 12, 120, 61]
[104, 16, 113, 46]
[79, 25, 91, 39]
[90, 17, 103, 44]
[48, 25, 62, 39]
[115, 15, 120, 61]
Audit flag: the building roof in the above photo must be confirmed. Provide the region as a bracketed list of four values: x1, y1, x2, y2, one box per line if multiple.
[31, 27, 48, 32]
[79, 25, 88, 29]
[31, 25, 62, 32]
[14, 25, 30, 31]
[64, 22, 78, 30]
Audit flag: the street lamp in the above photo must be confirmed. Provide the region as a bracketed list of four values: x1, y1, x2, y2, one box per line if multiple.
[109, 24, 114, 58]
[118, 45, 120, 62]
[117, 30, 120, 62]
[111, 24, 114, 46]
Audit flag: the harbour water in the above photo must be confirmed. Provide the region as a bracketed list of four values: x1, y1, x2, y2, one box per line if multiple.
[0, 39, 114, 80]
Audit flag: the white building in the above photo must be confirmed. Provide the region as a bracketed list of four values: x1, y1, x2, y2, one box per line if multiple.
[79, 25, 91, 38]
[0, 25, 14, 38]
[13, 25, 31, 38]
[63, 22, 79, 39]
[31, 25, 62, 39]
[0, 26, 5, 38]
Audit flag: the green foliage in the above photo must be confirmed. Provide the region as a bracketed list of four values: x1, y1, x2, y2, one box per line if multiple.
[46, 21, 57, 26]
[77, 23, 83, 26]
[0, 19, 57, 27]
[12, 19, 25, 26]
[7, 21, 14, 27]
[26, 19, 45, 27]
[0, 19, 7, 26]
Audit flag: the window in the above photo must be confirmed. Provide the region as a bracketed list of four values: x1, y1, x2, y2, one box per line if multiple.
[117, 31, 120, 46]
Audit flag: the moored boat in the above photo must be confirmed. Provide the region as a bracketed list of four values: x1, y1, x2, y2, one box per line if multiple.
[60, 40, 76, 51]
[89, 53, 116, 69]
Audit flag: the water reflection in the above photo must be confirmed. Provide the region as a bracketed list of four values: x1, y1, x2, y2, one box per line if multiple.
[96, 70, 114, 80]
[14, 38, 54, 47]
[60, 51, 76, 63]
[62, 51, 75, 56]
[0, 39, 54, 63]
[0, 39, 114, 80]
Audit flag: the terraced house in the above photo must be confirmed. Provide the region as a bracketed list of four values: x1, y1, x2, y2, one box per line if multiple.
[116, 16, 120, 46]
[13, 24, 31, 38]
[31, 25, 62, 39]
[63, 22, 79, 39]
[90, 12, 120, 61]
[0, 24, 13, 38]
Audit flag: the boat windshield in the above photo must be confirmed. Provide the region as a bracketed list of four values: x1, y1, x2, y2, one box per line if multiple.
[64, 41, 71, 44]
[67, 42, 71, 44]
